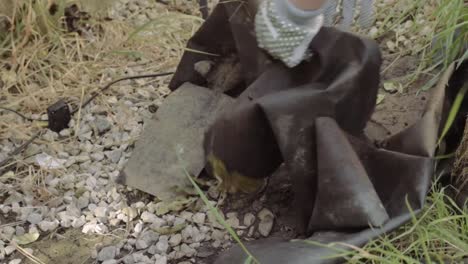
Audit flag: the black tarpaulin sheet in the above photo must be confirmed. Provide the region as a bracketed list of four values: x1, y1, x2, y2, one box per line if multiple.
[168, 1, 447, 263]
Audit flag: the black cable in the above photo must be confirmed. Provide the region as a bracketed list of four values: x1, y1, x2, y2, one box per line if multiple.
[70, 72, 174, 115]
[0, 72, 174, 172]
[0, 131, 43, 169]
[0, 106, 41, 122]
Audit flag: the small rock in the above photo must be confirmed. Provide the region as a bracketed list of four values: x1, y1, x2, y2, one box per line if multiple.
[248, 226, 255, 237]
[225, 213, 240, 228]
[123, 254, 134, 264]
[59, 129, 71, 137]
[257, 208, 274, 237]
[2, 226, 15, 239]
[135, 239, 149, 250]
[134, 222, 144, 234]
[4, 245, 15, 255]
[38, 220, 59, 232]
[243, 213, 256, 227]
[180, 243, 196, 257]
[102, 260, 117, 264]
[155, 256, 167, 264]
[132, 252, 151, 263]
[27, 213, 42, 225]
[95, 116, 112, 134]
[9, 259, 21, 264]
[82, 222, 108, 234]
[192, 212, 206, 224]
[147, 245, 158, 255]
[173, 217, 185, 226]
[91, 152, 105, 161]
[105, 149, 122, 163]
[128, 3, 138, 12]
[109, 218, 121, 226]
[141, 211, 158, 223]
[75, 155, 90, 163]
[194, 60, 213, 77]
[169, 234, 182, 247]
[15, 226, 25, 236]
[122, 207, 138, 221]
[97, 246, 117, 261]
[77, 195, 90, 209]
[155, 239, 169, 254]
[94, 206, 108, 218]
[72, 217, 86, 228]
[181, 225, 193, 241]
[180, 211, 193, 220]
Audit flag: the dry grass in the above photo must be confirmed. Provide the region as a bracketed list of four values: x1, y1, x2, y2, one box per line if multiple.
[0, 0, 467, 263]
[0, 0, 203, 218]
[0, 0, 202, 155]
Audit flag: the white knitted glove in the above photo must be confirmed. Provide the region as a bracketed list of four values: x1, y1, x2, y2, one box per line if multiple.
[255, 0, 375, 68]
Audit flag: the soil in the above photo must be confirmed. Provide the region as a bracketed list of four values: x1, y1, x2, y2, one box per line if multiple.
[17, 229, 120, 264]
[366, 54, 428, 142]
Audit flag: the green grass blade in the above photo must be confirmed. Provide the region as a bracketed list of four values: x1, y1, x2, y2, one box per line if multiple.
[437, 82, 468, 146]
[180, 164, 259, 263]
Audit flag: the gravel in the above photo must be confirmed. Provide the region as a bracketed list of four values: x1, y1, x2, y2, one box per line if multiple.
[258, 208, 274, 237]
[9, 259, 22, 264]
[243, 213, 256, 227]
[97, 246, 118, 261]
[26, 213, 42, 225]
[169, 234, 182, 247]
[0, 1, 262, 263]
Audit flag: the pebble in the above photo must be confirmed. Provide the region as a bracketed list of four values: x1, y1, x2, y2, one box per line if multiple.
[4, 246, 15, 255]
[169, 234, 182, 247]
[102, 260, 117, 264]
[75, 155, 90, 163]
[95, 116, 112, 134]
[155, 239, 169, 254]
[105, 149, 122, 163]
[155, 256, 167, 264]
[94, 206, 108, 218]
[97, 246, 118, 261]
[72, 217, 86, 228]
[243, 213, 256, 226]
[192, 212, 206, 224]
[16, 226, 25, 236]
[257, 208, 274, 237]
[123, 254, 134, 264]
[225, 213, 240, 228]
[38, 220, 59, 231]
[26, 212, 43, 225]
[180, 243, 197, 257]
[141, 211, 158, 223]
[2, 226, 15, 239]
[135, 239, 150, 249]
[91, 152, 105, 161]
[9, 259, 21, 264]
[194, 60, 213, 77]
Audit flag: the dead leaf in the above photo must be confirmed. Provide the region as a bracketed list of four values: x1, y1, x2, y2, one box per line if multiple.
[377, 94, 385, 105]
[122, 207, 138, 220]
[155, 197, 197, 215]
[383, 81, 403, 93]
[13, 232, 40, 245]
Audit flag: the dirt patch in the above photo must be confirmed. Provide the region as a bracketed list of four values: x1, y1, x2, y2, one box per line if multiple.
[365, 54, 428, 141]
[17, 229, 121, 264]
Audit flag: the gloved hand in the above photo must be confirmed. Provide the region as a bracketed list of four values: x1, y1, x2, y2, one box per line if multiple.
[255, 0, 375, 68]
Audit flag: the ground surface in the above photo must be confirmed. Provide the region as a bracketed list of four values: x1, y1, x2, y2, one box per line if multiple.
[0, 0, 466, 264]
